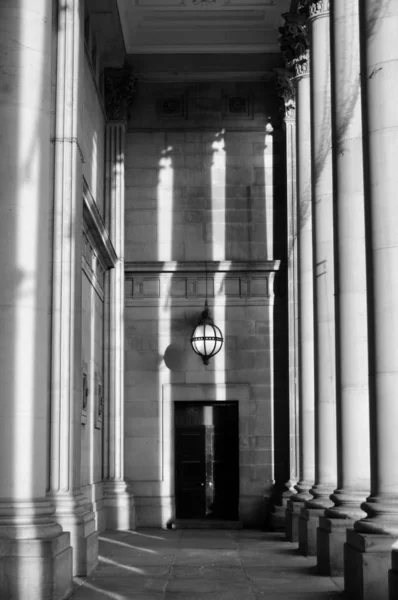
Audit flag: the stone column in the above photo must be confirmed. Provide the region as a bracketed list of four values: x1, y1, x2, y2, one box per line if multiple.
[0, 2, 73, 598]
[103, 70, 136, 530]
[279, 10, 316, 544]
[344, 2, 398, 599]
[316, 0, 370, 577]
[48, 0, 97, 577]
[270, 67, 299, 531]
[298, 0, 337, 557]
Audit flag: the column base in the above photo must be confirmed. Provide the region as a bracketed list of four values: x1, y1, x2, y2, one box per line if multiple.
[317, 516, 352, 576]
[270, 499, 290, 532]
[0, 532, 72, 600]
[389, 547, 398, 599]
[344, 528, 397, 600]
[49, 491, 98, 577]
[286, 500, 304, 542]
[299, 508, 324, 556]
[103, 480, 136, 530]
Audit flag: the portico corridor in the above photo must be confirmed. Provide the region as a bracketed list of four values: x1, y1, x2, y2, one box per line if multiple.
[71, 529, 344, 600]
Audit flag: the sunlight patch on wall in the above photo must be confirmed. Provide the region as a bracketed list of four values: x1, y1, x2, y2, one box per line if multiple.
[211, 131, 226, 261]
[264, 121, 274, 260]
[157, 148, 175, 524]
[211, 131, 227, 396]
[157, 147, 174, 262]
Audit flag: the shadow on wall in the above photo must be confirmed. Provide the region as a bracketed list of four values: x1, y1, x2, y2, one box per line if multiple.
[124, 81, 289, 527]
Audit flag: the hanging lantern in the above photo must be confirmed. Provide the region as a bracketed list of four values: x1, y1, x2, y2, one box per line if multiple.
[190, 301, 223, 365]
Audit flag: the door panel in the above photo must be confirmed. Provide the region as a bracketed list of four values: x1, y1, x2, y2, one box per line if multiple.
[175, 427, 206, 518]
[175, 403, 239, 520]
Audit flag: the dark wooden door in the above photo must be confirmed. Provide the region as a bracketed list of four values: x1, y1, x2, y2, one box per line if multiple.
[175, 403, 239, 520]
[175, 427, 206, 518]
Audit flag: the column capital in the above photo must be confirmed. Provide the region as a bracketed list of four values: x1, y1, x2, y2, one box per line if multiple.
[104, 68, 137, 123]
[307, 0, 329, 18]
[278, 11, 310, 78]
[274, 67, 296, 120]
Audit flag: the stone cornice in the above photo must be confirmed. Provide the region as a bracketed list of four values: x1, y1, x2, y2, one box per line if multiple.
[124, 260, 281, 274]
[104, 67, 137, 123]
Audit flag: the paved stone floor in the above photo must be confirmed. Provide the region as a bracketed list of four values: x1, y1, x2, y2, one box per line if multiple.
[71, 529, 345, 600]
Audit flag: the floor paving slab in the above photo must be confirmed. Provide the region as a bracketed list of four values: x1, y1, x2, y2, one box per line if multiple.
[69, 529, 345, 600]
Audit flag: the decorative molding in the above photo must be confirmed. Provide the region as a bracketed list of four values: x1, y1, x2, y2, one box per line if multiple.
[81, 364, 89, 425]
[94, 373, 104, 430]
[104, 68, 137, 122]
[83, 179, 117, 269]
[308, 0, 329, 17]
[125, 261, 280, 307]
[124, 260, 280, 273]
[274, 67, 296, 119]
[156, 94, 187, 119]
[82, 231, 106, 300]
[51, 136, 85, 163]
[221, 93, 253, 120]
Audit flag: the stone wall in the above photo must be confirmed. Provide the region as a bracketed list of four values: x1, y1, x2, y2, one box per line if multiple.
[124, 81, 288, 527]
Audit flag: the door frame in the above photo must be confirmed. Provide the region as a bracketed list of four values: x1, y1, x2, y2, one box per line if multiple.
[174, 401, 239, 520]
[161, 384, 250, 522]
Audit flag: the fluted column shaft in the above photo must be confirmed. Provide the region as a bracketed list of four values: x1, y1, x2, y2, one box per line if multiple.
[355, 0, 398, 535]
[103, 122, 135, 529]
[326, 0, 370, 519]
[306, 2, 337, 508]
[295, 71, 315, 503]
[286, 109, 300, 497]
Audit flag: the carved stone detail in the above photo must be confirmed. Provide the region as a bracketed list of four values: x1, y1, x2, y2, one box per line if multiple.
[104, 68, 137, 122]
[274, 68, 296, 120]
[278, 12, 310, 78]
[308, 0, 329, 16]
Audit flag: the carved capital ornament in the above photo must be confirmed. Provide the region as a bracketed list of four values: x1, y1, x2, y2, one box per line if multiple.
[278, 12, 310, 78]
[104, 68, 137, 122]
[274, 68, 296, 120]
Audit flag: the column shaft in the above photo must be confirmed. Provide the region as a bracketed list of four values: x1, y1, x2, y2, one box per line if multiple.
[328, 0, 370, 514]
[103, 122, 135, 529]
[0, 1, 72, 597]
[307, 3, 337, 507]
[286, 113, 300, 498]
[295, 72, 315, 502]
[49, 0, 97, 576]
[356, 0, 398, 534]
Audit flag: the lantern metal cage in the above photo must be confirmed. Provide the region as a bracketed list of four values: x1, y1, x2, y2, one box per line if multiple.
[190, 300, 223, 365]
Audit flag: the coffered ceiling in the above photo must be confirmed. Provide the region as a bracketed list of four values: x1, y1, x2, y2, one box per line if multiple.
[116, 0, 290, 54]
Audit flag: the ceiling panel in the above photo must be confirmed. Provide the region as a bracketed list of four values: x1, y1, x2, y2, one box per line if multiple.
[117, 0, 290, 54]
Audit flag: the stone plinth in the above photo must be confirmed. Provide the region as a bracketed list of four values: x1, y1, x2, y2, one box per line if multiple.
[317, 516, 352, 576]
[389, 547, 398, 598]
[299, 508, 324, 556]
[0, 533, 72, 600]
[344, 529, 397, 600]
[286, 500, 304, 542]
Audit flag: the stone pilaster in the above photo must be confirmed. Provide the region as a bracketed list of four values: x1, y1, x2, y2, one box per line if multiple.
[48, 0, 97, 577]
[279, 9, 315, 544]
[103, 69, 136, 530]
[316, 0, 370, 578]
[344, 2, 398, 599]
[298, 0, 337, 557]
[0, 2, 73, 598]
